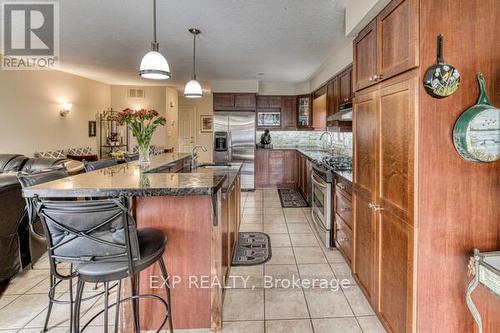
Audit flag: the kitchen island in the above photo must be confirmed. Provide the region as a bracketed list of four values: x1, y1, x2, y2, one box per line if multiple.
[23, 153, 243, 331]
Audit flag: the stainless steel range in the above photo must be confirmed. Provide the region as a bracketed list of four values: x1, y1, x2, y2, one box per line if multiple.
[311, 155, 352, 247]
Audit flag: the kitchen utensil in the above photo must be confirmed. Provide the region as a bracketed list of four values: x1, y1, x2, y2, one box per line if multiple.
[453, 73, 500, 162]
[423, 34, 460, 98]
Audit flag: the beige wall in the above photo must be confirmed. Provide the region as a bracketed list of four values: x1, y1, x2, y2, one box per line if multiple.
[165, 87, 179, 151]
[0, 70, 110, 156]
[110, 85, 168, 149]
[178, 94, 214, 163]
[345, 0, 391, 36]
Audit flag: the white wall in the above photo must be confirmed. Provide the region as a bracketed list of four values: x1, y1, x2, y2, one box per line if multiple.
[345, 0, 391, 36]
[211, 80, 259, 93]
[165, 87, 179, 151]
[307, 37, 354, 91]
[177, 94, 214, 163]
[110, 86, 167, 149]
[0, 70, 110, 156]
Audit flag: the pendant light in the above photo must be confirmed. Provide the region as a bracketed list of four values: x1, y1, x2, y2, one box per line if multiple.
[139, 0, 170, 80]
[184, 28, 203, 98]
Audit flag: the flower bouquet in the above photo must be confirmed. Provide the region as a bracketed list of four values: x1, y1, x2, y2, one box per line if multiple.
[118, 108, 166, 165]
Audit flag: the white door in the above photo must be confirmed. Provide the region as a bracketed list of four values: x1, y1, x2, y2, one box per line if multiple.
[178, 107, 196, 153]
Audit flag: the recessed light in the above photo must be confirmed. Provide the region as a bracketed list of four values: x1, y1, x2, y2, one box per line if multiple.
[257, 72, 265, 76]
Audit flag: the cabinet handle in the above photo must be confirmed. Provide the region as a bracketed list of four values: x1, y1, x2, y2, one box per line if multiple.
[368, 76, 374, 82]
[338, 183, 346, 190]
[340, 207, 351, 212]
[368, 203, 384, 211]
[340, 236, 349, 242]
[373, 74, 383, 81]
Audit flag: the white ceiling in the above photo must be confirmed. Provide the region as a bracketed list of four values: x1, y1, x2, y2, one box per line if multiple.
[56, 0, 347, 88]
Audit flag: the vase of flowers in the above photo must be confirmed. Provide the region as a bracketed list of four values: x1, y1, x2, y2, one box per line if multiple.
[118, 108, 166, 166]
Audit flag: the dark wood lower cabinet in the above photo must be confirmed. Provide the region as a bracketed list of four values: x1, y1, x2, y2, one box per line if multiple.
[255, 149, 299, 188]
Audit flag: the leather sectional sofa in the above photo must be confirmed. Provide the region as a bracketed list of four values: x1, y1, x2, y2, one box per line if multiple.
[0, 154, 68, 282]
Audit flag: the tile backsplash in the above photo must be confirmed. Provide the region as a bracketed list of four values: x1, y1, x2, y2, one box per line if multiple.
[256, 130, 353, 156]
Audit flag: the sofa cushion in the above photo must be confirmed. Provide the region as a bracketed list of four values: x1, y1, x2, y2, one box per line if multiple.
[21, 158, 67, 173]
[0, 154, 28, 173]
[34, 150, 66, 159]
[67, 147, 94, 156]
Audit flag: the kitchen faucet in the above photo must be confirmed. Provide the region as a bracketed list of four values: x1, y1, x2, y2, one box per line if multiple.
[191, 145, 207, 170]
[319, 131, 333, 149]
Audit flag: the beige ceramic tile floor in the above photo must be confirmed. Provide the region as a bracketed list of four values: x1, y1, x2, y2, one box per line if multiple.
[0, 189, 386, 333]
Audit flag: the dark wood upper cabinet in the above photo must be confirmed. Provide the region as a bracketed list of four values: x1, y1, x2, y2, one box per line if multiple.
[327, 78, 339, 118]
[213, 93, 256, 111]
[257, 95, 282, 108]
[281, 96, 297, 129]
[297, 95, 312, 128]
[378, 0, 418, 81]
[354, 19, 378, 91]
[213, 93, 235, 110]
[312, 93, 327, 130]
[339, 68, 353, 103]
[234, 93, 256, 110]
[353, 0, 418, 92]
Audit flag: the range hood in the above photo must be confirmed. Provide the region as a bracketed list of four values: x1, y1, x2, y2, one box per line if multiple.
[327, 101, 353, 122]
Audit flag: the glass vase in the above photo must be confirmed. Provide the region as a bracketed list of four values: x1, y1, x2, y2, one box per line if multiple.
[138, 143, 151, 166]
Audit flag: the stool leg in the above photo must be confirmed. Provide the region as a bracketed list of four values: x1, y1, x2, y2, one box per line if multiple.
[114, 279, 122, 333]
[68, 277, 74, 333]
[73, 279, 85, 333]
[104, 282, 109, 333]
[159, 258, 173, 333]
[130, 274, 141, 333]
[41, 274, 55, 333]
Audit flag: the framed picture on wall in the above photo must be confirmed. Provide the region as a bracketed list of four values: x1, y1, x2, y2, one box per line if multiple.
[88, 121, 97, 137]
[200, 115, 213, 133]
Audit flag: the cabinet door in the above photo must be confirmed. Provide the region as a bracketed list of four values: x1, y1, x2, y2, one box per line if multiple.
[312, 94, 327, 130]
[257, 96, 269, 108]
[327, 78, 339, 117]
[255, 150, 268, 187]
[281, 96, 297, 129]
[269, 96, 282, 108]
[378, 0, 418, 81]
[268, 151, 285, 186]
[234, 94, 256, 110]
[377, 73, 416, 332]
[354, 19, 378, 91]
[297, 95, 312, 128]
[339, 69, 352, 103]
[353, 87, 379, 303]
[213, 93, 235, 110]
[283, 151, 298, 186]
[221, 195, 230, 278]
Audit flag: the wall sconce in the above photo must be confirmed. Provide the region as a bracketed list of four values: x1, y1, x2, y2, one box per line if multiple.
[60, 103, 72, 117]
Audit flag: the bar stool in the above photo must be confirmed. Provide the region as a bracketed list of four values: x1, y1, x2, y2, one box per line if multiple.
[34, 196, 173, 333]
[83, 159, 117, 172]
[124, 153, 139, 162]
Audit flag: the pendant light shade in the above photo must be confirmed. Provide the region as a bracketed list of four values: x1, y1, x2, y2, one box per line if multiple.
[184, 28, 203, 98]
[139, 0, 171, 80]
[184, 79, 203, 98]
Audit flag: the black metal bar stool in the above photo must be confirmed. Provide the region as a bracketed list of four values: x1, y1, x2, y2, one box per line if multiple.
[83, 159, 117, 172]
[34, 196, 173, 333]
[18, 168, 115, 333]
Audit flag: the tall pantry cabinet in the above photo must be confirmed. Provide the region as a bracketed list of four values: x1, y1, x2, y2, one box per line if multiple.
[351, 0, 499, 332]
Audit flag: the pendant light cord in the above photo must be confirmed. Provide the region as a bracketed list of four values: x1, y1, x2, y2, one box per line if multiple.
[192, 32, 197, 80]
[153, 0, 157, 43]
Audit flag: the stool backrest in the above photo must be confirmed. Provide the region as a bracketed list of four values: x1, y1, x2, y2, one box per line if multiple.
[17, 167, 69, 236]
[35, 197, 140, 278]
[83, 158, 117, 172]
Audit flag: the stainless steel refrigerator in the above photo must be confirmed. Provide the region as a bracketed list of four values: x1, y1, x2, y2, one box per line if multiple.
[213, 112, 255, 190]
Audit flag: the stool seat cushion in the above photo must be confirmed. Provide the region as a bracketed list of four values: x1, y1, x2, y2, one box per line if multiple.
[75, 227, 166, 282]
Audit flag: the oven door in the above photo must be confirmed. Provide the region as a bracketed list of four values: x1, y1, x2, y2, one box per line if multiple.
[311, 172, 332, 247]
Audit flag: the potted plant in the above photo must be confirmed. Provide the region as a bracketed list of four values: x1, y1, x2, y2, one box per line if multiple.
[118, 108, 166, 165]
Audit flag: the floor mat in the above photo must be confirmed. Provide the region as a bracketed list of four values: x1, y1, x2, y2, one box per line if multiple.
[278, 188, 309, 208]
[232, 232, 272, 266]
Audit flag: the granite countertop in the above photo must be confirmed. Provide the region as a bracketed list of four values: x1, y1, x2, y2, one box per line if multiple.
[256, 146, 353, 183]
[22, 154, 242, 198]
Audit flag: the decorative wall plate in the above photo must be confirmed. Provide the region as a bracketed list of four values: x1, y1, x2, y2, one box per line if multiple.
[453, 73, 500, 162]
[423, 34, 460, 98]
